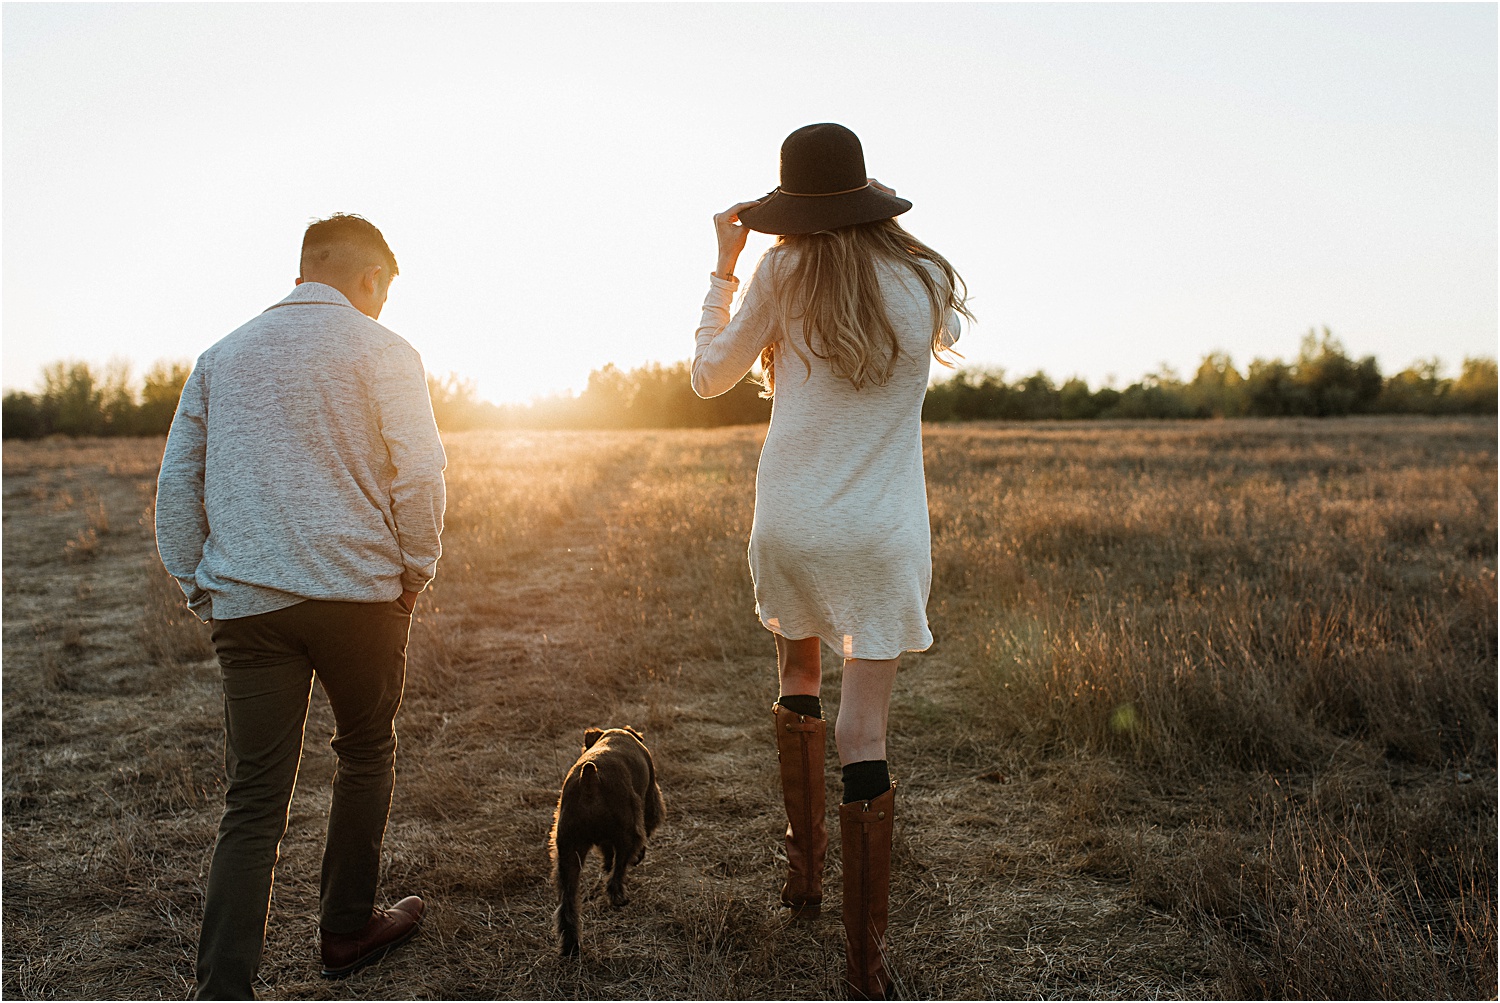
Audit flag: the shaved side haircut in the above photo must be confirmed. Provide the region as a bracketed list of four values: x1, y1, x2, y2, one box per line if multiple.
[300, 213, 399, 282]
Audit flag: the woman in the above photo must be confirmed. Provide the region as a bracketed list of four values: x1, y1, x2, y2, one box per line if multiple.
[691, 123, 971, 999]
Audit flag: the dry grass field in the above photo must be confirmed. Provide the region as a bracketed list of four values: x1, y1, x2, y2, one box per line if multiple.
[3, 417, 1495, 1000]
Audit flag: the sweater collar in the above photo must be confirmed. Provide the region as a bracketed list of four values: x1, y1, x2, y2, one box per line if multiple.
[263, 282, 357, 312]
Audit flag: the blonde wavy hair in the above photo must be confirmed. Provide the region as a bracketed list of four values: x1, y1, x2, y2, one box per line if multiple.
[758, 218, 972, 396]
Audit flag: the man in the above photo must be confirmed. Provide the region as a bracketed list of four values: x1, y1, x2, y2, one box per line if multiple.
[156, 214, 447, 999]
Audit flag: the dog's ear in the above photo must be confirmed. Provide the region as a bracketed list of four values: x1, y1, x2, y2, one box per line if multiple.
[623, 726, 644, 740]
[583, 728, 605, 749]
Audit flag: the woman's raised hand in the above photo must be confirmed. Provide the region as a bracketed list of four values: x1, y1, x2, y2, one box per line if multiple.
[713, 201, 760, 280]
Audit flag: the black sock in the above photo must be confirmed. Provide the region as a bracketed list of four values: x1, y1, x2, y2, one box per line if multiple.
[777, 694, 822, 719]
[841, 760, 891, 804]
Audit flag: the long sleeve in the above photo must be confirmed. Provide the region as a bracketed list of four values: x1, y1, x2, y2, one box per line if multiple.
[373, 342, 447, 593]
[691, 254, 781, 399]
[155, 364, 212, 620]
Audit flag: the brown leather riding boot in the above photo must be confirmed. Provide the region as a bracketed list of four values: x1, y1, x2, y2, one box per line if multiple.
[840, 784, 894, 1000]
[773, 703, 828, 916]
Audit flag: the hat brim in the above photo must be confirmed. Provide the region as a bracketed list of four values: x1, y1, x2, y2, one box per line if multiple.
[737, 187, 912, 236]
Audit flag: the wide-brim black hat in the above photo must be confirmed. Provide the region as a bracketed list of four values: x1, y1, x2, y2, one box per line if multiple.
[737, 123, 912, 236]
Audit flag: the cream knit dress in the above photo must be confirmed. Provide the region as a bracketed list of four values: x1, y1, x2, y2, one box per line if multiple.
[692, 248, 961, 660]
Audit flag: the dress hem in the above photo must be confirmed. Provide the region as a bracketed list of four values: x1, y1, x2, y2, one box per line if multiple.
[758, 615, 931, 662]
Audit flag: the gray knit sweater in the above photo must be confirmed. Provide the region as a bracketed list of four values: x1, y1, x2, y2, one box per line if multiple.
[155, 282, 447, 622]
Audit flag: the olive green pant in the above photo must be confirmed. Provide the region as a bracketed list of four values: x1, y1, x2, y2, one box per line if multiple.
[193, 599, 412, 1000]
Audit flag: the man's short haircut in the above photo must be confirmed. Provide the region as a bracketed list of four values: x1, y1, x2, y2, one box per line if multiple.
[300, 213, 399, 282]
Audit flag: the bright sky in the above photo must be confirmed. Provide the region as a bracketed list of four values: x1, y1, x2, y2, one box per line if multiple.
[4, 3, 1495, 405]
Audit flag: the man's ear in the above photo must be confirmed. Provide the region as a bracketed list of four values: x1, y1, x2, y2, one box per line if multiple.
[295, 277, 304, 285]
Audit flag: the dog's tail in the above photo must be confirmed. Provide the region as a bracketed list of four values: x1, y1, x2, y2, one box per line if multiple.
[555, 840, 584, 957]
[556, 763, 602, 956]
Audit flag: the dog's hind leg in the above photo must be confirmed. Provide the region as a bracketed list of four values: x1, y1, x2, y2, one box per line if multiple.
[630, 824, 648, 865]
[555, 844, 585, 956]
[629, 792, 650, 865]
[605, 837, 633, 908]
[644, 779, 664, 839]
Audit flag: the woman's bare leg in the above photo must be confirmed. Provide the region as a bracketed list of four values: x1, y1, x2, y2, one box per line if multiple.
[775, 634, 822, 699]
[834, 657, 899, 765]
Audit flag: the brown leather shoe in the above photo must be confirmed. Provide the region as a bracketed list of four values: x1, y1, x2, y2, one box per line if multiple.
[319, 896, 425, 979]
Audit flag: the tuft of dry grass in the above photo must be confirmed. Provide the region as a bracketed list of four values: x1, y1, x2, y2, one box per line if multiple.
[3, 418, 1494, 999]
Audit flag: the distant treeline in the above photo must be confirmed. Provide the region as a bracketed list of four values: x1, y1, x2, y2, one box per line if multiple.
[922, 330, 1499, 422]
[2, 360, 192, 440]
[428, 330, 1497, 431]
[4, 330, 1495, 440]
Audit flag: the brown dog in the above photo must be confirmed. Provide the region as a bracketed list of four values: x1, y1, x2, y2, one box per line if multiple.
[549, 726, 664, 957]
